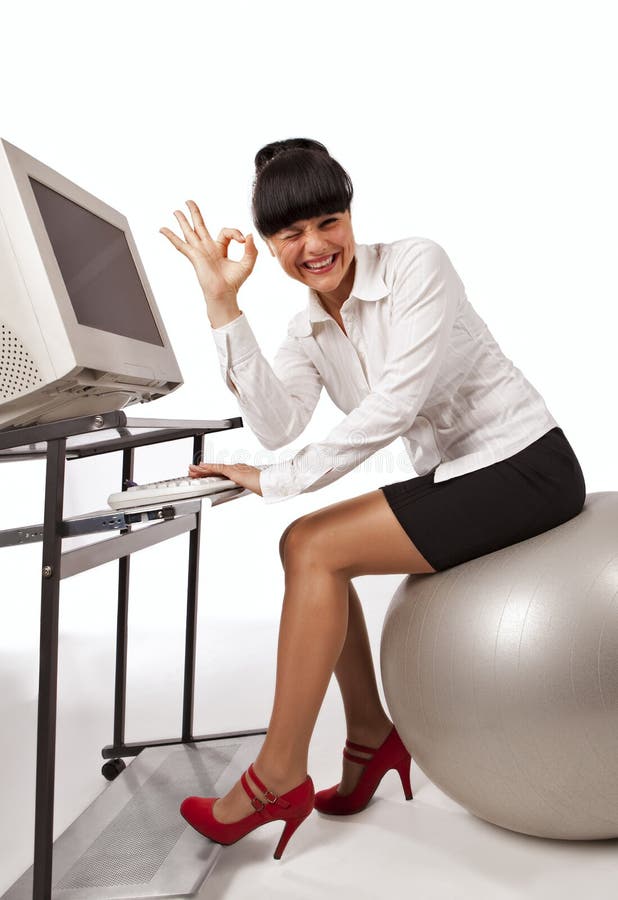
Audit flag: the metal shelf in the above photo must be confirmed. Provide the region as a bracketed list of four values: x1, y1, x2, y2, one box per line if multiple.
[0, 490, 250, 549]
[0, 412, 244, 460]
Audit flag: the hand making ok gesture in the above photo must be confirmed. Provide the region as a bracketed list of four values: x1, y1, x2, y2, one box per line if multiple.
[160, 199, 258, 304]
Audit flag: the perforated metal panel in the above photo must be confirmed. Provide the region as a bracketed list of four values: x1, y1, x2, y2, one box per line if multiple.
[57, 746, 237, 891]
[1, 735, 264, 900]
[0, 322, 43, 398]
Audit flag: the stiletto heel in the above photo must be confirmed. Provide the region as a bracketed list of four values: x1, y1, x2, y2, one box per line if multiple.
[315, 725, 413, 815]
[274, 815, 307, 860]
[180, 762, 315, 860]
[395, 755, 413, 800]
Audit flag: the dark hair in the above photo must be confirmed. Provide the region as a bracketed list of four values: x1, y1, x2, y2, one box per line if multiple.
[252, 138, 354, 238]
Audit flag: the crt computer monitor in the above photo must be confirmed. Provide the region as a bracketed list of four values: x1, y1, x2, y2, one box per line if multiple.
[0, 139, 183, 429]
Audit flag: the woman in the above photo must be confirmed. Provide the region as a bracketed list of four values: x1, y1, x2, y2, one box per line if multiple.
[160, 138, 586, 859]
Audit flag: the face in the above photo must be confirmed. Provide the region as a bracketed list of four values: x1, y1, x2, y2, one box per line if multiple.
[266, 209, 355, 301]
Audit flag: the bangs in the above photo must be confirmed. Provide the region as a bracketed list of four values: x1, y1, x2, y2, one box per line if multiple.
[252, 149, 353, 238]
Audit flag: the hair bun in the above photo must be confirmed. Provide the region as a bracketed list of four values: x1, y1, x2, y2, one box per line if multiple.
[254, 138, 329, 175]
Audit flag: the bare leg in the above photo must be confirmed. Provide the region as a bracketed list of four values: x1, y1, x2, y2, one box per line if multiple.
[279, 528, 393, 792]
[212, 489, 435, 823]
[213, 561, 350, 822]
[332, 581, 393, 794]
[281, 519, 393, 772]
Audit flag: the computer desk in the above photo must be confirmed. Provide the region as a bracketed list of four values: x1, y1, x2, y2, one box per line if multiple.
[0, 412, 267, 900]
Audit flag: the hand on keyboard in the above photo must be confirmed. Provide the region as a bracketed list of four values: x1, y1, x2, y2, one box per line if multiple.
[188, 461, 265, 498]
[107, 475, 240, 510]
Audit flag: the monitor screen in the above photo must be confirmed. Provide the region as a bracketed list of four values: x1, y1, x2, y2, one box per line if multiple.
[29, 178, 163, 346]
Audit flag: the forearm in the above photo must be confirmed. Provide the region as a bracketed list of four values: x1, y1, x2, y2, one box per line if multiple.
[258, 390, 409, 503]
[206, 295, 243, 330]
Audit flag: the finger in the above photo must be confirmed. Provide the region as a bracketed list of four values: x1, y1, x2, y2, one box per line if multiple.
[189, 460, 226, 468]
[173, 209, 200, 245]
[215, 228, 246, 257]
[159, 226, 188, 254]
[238, 232, 259, 273]
[188, 462, 228, 476]
[186, 199, 213, 242]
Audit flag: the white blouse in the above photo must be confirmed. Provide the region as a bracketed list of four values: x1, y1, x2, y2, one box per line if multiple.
[210, 237, 559, 504]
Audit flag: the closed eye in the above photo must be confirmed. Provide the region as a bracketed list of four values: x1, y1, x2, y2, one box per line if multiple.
[279, 216, 339, 239]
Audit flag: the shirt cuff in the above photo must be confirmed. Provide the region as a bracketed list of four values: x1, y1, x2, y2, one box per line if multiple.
[258, 463, 297, 504]
[257, 448, 337, 504]
[210, 311, 260, 368]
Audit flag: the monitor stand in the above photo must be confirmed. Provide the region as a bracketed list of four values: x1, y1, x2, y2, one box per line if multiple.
[0, 411, 264, 900]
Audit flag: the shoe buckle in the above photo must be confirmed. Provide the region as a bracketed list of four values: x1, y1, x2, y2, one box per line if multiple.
[262, 789, 279, 804]
[250, 796, 265, 811]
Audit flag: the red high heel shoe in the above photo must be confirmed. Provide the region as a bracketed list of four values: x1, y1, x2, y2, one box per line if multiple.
[180, 763, 315, 860]
[314, 725, 413, 815]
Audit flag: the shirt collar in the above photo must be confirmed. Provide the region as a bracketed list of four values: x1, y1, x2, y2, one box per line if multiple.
[288, 242, 388, 337]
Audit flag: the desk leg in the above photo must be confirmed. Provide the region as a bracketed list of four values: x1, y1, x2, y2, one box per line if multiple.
[33, 437, 66, 900]
[113, 447, 134, 750]
[182, 434, 203, 741]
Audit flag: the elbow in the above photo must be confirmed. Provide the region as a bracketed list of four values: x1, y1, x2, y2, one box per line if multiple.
[257, 416, 308, 451]
[258, 434, 286, 451]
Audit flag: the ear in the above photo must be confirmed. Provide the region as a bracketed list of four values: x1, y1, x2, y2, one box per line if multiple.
[266, 240, 276, 257]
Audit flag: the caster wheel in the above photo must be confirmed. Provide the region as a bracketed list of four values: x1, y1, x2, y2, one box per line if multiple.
[102, 758, 126, 781]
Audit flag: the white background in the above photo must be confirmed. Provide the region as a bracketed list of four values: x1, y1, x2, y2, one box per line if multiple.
[0, 0, 616, 893]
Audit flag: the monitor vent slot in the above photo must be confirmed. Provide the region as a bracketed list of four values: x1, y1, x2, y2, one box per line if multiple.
[1, 322, 44, 399]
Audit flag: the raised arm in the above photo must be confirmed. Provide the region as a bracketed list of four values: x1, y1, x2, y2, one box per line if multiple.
[161, 200, 323, 450]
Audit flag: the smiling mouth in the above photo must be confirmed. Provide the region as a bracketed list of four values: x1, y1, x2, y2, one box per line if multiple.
[302, 253, 338, 273]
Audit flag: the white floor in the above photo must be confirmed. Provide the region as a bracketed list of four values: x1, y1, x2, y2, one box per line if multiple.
[200, 704, 618, 900]
[2, 601, 618, 900]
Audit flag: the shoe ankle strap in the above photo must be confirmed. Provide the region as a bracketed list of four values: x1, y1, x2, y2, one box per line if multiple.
[345, 738, 376, 755]
[240, 770, 266, 812]
[343, 746, 373, 764]
[239, 763, 291, 812]
[345, 727, 393, 757]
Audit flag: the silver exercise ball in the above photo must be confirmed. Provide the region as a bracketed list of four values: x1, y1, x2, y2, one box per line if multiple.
[380, 491, 618, 840]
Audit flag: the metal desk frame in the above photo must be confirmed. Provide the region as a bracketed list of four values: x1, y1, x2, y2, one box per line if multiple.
[0, 411, 267, 900]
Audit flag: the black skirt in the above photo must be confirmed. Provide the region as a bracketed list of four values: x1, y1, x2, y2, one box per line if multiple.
[379, 427, 587, 572]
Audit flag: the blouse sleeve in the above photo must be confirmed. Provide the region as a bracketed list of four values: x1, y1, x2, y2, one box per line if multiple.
[210, 311, 323, 450]
[257, 240, 464, 503]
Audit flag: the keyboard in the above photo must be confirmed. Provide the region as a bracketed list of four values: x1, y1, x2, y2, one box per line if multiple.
[107, 475, 240, 510]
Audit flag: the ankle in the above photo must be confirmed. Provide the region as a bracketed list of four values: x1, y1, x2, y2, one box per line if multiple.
[251, 759, 308, 797]
[346, 717, 393, 747]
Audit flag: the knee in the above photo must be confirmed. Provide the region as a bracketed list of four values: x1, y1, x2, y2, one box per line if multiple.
[278, 517, 304, 566]
[278, 517, 331, 569]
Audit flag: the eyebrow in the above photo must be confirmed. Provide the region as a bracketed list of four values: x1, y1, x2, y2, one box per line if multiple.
[279, 214, 339, 233]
